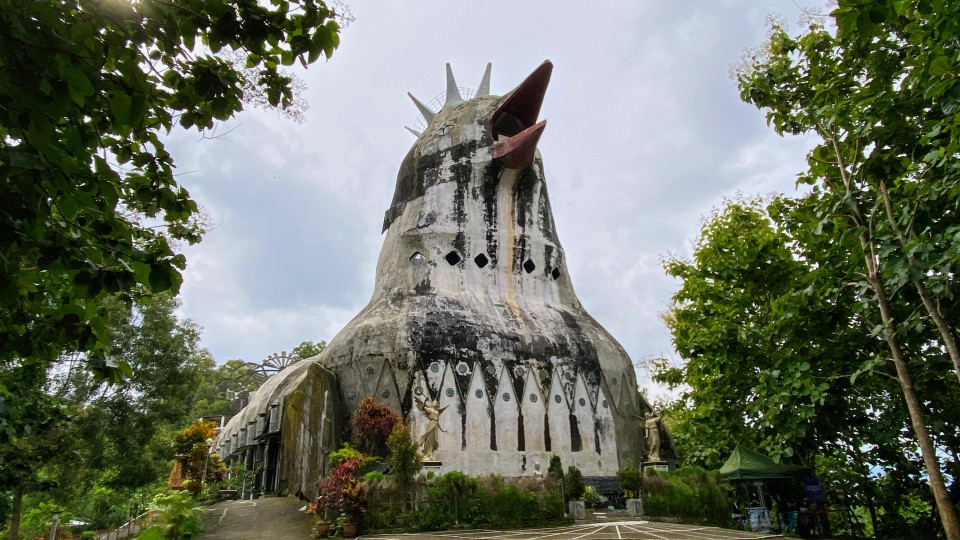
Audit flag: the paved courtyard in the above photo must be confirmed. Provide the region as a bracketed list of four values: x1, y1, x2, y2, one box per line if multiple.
[361, 521, 782, 540]
[199, 498, 782, 540]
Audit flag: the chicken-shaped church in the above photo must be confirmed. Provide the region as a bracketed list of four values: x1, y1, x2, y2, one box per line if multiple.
[214, 61, 669, 499]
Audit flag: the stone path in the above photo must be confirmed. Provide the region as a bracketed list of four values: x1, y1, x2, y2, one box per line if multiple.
[198, 498, 782, 540]
[199, 497, 314, 539]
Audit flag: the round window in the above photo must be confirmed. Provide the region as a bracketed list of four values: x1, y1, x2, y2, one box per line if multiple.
[430, 362, 440, 373]
[381, 390, 390, 399]
[578, 398, 586, 407]
[446, 388, 455, 398]
[457, 363, 469, 374]
[475, 389, 484, 399]
[602, 400, 609, 409]
[529, 394, 538, 403]
[554, 395, 562, 404]
[502, 393, 511, 402]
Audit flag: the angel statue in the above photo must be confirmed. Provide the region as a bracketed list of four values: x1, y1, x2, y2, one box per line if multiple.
[643, 411, 663, 462]
[415, 395, 447, 461]
[633, 411, 663, 462]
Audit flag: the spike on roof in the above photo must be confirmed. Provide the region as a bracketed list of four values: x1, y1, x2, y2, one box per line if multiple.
[477, 63, 492, 97]
[444, 63, 463, 107]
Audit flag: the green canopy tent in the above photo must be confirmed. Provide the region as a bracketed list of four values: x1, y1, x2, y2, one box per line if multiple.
[719, 444, 810, 480]
[719, 445, 811, 533]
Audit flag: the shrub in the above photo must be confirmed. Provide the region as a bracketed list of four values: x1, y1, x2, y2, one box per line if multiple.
[151, 490, 203, 540]
[136, 526, 168, 540]
[617, 458, 643, 499]
[350, 398, 401, 457]
[328, 443, 365, 468]
[564, 466, 585, 501]
[583, 486, 601, 507]
[368, 472, 565, 533]
[642, 466, 730, 527]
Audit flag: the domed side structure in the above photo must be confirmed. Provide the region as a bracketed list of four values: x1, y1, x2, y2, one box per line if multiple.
[216, 61, 668, 498]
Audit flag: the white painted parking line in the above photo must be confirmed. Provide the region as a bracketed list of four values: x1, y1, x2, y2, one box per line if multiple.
[570, 524, 608, 540]
[361, 520, 783, 540]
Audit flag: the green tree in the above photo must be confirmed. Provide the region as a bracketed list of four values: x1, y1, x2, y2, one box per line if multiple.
[187, 358, 267, 420]
[48, 295, 208, 492]
[2, 294, 212, 539]
[737, 3, 960, 534]
[656, 197, 945, 534]
[385, 422, 422, 508]
[0, 367, 69, 540]
[0, 0, 342, 421]
[564, 466, 585, 501]
[292, 340, 327, 360]
[660, 199, 877, 467]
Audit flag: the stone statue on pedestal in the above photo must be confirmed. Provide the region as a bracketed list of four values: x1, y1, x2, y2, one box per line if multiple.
[643, 412, 662, 462]
[415, 396, 446, 461]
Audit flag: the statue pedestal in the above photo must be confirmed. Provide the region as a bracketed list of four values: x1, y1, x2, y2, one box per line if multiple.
[568, 500, 586, 520]
[642, 461, 669, 472]
[626, 498, 644, 517]
[422, 460, 442, 474]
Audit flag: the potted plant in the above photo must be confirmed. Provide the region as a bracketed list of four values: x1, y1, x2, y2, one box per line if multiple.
[311, 518, 331, 538]
[307, 497, 331, 538]
[339, 479, 366, 537]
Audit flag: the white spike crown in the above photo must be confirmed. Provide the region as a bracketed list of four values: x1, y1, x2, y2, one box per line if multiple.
[405, 63, 493, 135]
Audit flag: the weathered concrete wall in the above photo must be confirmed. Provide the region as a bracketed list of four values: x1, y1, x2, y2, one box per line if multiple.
[214, 360, 341, 500]
[279, 362, 341, 499]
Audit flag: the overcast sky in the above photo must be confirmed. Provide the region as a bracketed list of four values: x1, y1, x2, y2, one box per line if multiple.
[166, 1, 821, 400]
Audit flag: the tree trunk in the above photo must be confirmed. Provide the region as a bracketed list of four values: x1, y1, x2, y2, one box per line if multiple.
[866, 268, 960, 540]
[8, 484, 23, 540]
[826, 132, 960, 539]
[877, 181, 960, 386]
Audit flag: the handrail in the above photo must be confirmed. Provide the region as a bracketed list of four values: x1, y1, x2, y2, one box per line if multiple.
[95, 511, 151, 540]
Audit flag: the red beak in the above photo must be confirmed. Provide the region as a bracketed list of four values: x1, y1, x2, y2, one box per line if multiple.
[490, 61, 552, 169]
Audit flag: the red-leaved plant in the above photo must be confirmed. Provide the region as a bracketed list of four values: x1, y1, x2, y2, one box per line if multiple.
[319, 456, 367, 521]
[349, 397, 400, 456]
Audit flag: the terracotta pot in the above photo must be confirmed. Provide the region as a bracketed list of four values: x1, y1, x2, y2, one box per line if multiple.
[314, 521, 331, 537]
[341, 522, 358, 537]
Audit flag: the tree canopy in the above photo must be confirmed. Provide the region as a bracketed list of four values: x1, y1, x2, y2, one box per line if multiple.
[0, 0, 341, 382]
[668, 1, 960, 535]
[659, 198, 881, 468]
[1, 1, 342, 536]
[658, 195, 959, 536]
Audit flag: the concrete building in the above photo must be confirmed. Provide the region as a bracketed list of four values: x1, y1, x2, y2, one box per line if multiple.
[215, 61, 668, 499]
